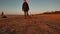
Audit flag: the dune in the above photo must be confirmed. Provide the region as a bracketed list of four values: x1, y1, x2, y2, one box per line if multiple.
[0, 14, 60, 34]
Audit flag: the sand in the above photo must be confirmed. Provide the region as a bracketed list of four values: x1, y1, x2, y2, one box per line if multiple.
[0, 14, 60, 34]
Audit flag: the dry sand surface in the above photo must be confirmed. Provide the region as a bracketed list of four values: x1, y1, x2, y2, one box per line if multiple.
[0, 14, 60, 34]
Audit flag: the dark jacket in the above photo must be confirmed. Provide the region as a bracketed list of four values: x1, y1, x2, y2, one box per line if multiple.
[22, 2, 29, 11]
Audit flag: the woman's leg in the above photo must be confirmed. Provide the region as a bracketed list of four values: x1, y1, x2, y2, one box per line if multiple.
[24, 11, 26, 17]
[27, 11, 28, 16]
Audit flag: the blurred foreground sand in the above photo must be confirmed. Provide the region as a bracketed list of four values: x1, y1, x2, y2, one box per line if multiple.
[0, 14, 60, 34]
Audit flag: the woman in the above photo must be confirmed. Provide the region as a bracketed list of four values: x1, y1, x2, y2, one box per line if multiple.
[22, 0, 29, 17]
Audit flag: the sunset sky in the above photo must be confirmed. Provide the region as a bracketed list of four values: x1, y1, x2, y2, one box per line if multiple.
[0, 0, 60, 15]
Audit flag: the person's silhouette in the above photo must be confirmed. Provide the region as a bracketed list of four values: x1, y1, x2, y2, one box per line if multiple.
[22, 0, 29, 17]
[1, 11, 7, 18]
[1, 11, 4, 16]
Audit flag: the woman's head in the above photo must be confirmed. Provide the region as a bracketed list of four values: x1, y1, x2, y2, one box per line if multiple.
[23, 0, 26, 2]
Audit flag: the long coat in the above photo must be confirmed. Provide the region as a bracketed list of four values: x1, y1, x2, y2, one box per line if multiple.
[22, 2, 29, 12]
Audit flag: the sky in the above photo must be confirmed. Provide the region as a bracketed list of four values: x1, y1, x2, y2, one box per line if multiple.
[0, 0, 60, 15]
